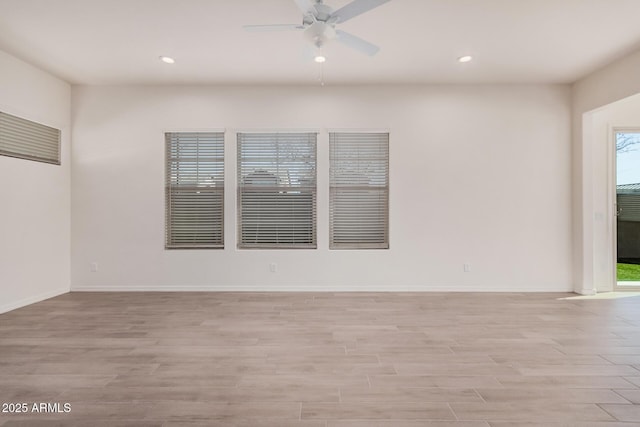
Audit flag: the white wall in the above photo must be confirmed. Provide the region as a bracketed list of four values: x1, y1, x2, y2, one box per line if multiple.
[0, 50, 71, 313]
[572, 48, 640, 294]
[71, 84, 572, 292]
[588, 93, 640, 292]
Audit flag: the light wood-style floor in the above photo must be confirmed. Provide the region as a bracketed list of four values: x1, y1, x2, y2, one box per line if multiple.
[2, 292, 640, 426]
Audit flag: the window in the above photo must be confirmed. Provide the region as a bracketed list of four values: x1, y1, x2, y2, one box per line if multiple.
[165, 132, 224, 248]
[0, 111, 60, 165]
[237, 132, 317, 248]
[329, 132, 389, 249]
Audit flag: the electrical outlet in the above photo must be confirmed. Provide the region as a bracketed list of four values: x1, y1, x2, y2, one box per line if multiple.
[90, 262, 98, 273]
[463, 263, 471, 272]
[269, 263, 277, 273]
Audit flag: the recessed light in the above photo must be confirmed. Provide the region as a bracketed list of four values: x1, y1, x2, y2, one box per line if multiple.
[314, 55, 326, 63]
[458, 55, 473, 63]
[159, 56, 175, 64]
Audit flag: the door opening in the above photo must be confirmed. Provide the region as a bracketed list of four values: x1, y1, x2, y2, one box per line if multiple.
[614, 129, 640, 290]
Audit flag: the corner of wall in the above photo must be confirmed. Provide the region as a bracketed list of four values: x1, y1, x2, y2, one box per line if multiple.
[0, 49, 72, 312]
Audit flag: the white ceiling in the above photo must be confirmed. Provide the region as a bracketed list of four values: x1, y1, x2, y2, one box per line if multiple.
[1, 0, 640, 85]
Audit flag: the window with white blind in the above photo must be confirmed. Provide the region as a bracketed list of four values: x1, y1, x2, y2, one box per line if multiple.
[237, 132, 317, 249]
[330, 132, 389, 249]
[165, 132, 224, 249]
[0, 111, 60, 165]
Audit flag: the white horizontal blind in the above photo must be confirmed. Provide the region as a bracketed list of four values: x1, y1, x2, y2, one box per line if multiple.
[238, 132, 317, 248]
[0, 111, 60, 165]
[166, 132, 224, 248]
[330, 132, 389, 249]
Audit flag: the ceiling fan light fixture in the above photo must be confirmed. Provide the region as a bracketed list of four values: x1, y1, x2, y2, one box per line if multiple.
[458, 55, 473, 63]
[314, 55, 327, 63]
[159, 56, 175, 64]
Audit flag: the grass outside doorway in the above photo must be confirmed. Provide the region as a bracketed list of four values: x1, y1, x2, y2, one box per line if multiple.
[617, 263, 640, 281]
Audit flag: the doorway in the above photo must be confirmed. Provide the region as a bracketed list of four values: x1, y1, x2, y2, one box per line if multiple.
[614, 129, 640, 289]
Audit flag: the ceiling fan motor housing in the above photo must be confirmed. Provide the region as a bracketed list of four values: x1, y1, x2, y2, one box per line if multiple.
[313, 3, 334, 22]
[304, 21, 336, 45]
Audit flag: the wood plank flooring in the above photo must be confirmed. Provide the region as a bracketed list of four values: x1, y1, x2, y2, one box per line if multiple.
[1, 292, 640, 426]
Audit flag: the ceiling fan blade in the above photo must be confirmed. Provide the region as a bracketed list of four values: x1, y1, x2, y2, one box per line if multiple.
[330, 0, 391, 23]
[243, 24, 305, 32]
[294, 0, 316, 15]
[335, 30, 380, 56]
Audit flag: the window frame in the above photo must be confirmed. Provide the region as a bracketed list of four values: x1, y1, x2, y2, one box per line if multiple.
[165, 131, 225, 250]
[329, 131, 390, 250]
[237, 131, 318, 249]
[0, 110, 61, 165]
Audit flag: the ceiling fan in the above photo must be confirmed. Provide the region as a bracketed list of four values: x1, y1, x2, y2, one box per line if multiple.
[243, 0, 391, 57]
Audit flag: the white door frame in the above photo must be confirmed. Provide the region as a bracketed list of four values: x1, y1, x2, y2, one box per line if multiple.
[612, 127, 640, 291]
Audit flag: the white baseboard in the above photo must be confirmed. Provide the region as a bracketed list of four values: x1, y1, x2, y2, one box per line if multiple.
[0, 287, 69, 314]
[576, 287, 597, 296]
[71, 283, 573, 293]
